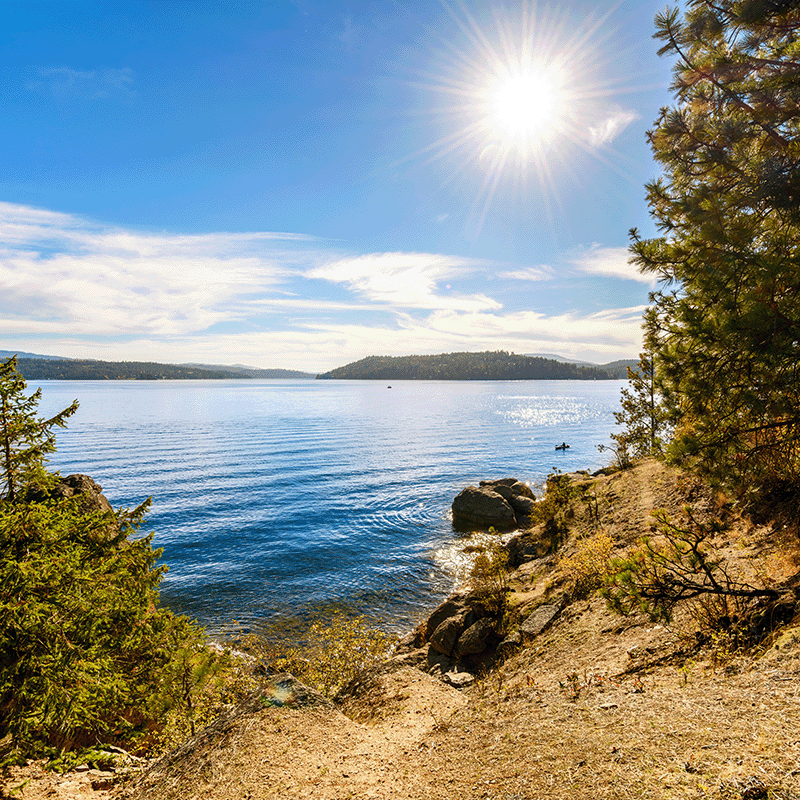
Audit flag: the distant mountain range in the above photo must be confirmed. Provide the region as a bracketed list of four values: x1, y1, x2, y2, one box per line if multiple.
[1, 351, 315, 380]
[0, 350, 69, 361]
[2, 349, 638, 381]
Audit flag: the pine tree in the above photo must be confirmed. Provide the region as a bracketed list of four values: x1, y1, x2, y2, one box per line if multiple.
[0, 357, 225, 757]
[0, 356, 78, 502]
[603, 351, 671, 467]
[630, 1, 800, 495]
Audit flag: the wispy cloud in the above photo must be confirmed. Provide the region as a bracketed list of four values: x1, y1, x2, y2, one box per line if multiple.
[27, 66, 136, 100]
[570, 244, 650, 283]
[0, 202, 318, 337]
[498, 266, 553, 282]
[308, 252, 500, 311]
[1, 202, 646, 370]
[587, 108, 639, 147]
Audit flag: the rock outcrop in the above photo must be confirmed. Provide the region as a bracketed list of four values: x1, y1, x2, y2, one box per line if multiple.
[393, 589, 503, 677]
[451, 477, 536, 531]
[394, 478, 566, 684]
[51, 474, 115, 514]
[393, 577, 565, 683]
[25, 473, 114, 513]
[25, 474, 120, 539]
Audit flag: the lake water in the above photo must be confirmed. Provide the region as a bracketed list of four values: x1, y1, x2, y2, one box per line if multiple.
[34, 379, 625, 636]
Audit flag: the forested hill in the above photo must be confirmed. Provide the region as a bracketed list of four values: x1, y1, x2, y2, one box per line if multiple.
[15, 358, 314, 380]
[317, 351, 614, 380]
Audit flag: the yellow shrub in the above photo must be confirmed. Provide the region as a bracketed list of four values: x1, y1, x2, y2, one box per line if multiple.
[560, 529, 614, 597]
[248, 612, 396, 698]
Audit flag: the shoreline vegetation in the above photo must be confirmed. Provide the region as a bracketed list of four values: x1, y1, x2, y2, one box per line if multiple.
[121, 461, 799, 800]
[8, 350, 636, 382]
[11, 357, 316, 381]
[4, 0, 800, 792]
[316, 351, 634, 380]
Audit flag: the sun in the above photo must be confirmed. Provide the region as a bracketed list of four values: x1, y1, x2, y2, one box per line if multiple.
[481, 66, 567, 154]
[400, 2, 629, 232]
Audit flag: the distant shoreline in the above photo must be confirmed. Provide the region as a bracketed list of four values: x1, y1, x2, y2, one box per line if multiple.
[8, 349, 637, 381]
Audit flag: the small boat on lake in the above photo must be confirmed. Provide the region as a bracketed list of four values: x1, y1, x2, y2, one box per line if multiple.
[555, 442, 570, 451]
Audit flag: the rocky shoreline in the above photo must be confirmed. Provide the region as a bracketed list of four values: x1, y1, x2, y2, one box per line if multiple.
[9, 461, 800, 800]
[388, 474, 567, 688]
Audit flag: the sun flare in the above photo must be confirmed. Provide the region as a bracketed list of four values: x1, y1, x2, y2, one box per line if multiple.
[405, 2, 634, 233]
[482, 67, 565, 150]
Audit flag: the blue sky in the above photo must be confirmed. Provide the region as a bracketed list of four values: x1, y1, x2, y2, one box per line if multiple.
[1, 0, 673, 371]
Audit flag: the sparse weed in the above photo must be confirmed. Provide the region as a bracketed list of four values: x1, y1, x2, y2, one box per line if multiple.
[244, 612, 396, 699]
[470, 546, 510, 616]
[560, 529, 615, 598]
[558, 671, 618, 700]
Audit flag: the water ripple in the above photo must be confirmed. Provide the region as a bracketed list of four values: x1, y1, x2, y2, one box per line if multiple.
[35, 379, 625, 633]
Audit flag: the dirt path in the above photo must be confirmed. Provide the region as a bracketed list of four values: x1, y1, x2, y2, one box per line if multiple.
[119, 666, 467, 800]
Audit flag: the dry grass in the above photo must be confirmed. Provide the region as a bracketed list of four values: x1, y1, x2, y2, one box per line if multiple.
[4, 461, 799, 800]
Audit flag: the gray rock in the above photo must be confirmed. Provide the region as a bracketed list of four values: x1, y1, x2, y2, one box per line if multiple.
[505, 532, 552, 567]
[479, 478, 519, 488]
[386, 647, 428, 669]
[443, 671, 475, 688]
[497, 631, 522, 657]
[452, 485, 517, 531]
[28, 474, 114, 514]
[510, 481, 535, 500]
[507, 493, 535, 515]
[519, 604, 561, 642]
[429, 611, 475, 657]
[25, 474, 119, 540]
[456, 618, 496, 657]
[425, 597, 470, 640]
[491, 484, 514, 500]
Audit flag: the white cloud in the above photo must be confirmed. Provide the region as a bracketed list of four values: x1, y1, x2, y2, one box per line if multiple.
[308, 252, 501, 311]
[570, 244, 651, 283]
[33, 303, 643, 371]
[498, 266, 553, 282]
[587, 108, 639, 147]
[1, 202, 648, 371]
[0, 202, 318, 337]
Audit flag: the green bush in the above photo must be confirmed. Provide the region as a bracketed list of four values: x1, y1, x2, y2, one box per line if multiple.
[602, 507, 777, 625]
[0, 494, 225, 757]
[0, 356, 225, 760]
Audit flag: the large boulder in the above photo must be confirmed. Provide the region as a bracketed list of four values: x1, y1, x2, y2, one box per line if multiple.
[429, 612, 475, 657]
[456, 618, 496, 657]
[510, 481, 535, 500]
[454, 478, 537, 531]
[507, 493, 535, 516]
[451, 486, 517, 531]
[425, 595, 474, 640]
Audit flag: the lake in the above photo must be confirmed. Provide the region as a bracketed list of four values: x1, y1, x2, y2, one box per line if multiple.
[34, 379, 625, 636]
